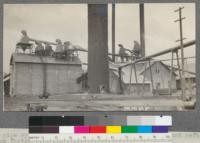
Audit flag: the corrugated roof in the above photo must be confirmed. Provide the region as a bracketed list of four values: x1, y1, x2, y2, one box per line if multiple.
[10, 53, 82, 65]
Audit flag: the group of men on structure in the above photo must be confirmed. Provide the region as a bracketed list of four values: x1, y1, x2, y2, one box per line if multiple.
[17, 30, 142, 62]
[16, 30, 77, 60]
[118, 41, 142, 62]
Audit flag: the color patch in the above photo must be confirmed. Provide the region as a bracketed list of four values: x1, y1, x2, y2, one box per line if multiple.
[137, 126, 152, 133]
[121, 126, 137, 133]
[42, 126, 59, 133]
[155, 116, 172, 126]
[106, 126, 121, 133]
[152, 126, 169, 133]
[29, 126, 43, 133]
[74, 126, 90, 133]
[29, 116, 84, 126]
[89, 126, 106, 133]
[59, 126, 74, 133]
[127, 116, 172, 126]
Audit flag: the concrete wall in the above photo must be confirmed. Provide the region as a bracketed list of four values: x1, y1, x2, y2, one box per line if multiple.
[12, 62, 83, 96]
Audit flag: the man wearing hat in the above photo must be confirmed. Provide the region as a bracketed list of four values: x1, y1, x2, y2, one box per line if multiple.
[16, 30, 32, 53]
[118, 44, 129, 63]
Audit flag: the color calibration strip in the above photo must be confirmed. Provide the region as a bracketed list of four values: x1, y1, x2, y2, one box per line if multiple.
[29, 116, 172, 126]
[29, 125, 169, 134]
[29, 116, 172, 134]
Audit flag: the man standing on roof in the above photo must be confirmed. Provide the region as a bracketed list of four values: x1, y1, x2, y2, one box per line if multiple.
[20, 30, 29, 43]
[35, 41, 44, 56]
[44, 43, 53, 56]
[132, 41, 141, 59]
[63, 41, 71, 60]
[16, 30, 32, 53]
[118, 44, 129, 63]
[55, 39, 63, 59]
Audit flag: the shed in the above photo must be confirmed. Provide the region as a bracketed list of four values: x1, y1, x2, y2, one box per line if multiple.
[9, 53, 83, 96]
[109, 62, 151, 95]
[174, 63, 196, 90]
[140, 61, 177, 91]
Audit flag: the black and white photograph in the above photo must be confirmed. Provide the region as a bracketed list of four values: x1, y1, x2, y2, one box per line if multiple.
[3, 3, 196, 111]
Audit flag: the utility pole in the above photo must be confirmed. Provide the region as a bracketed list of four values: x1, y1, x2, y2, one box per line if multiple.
[174, 7, 186, 101]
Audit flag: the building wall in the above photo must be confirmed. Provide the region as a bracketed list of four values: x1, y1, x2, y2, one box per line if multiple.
[12, 62, 83, 96]
[109, 70, 121, 94]
[176, 77, 196, 90]
[109, 70, 151, 95]
[143, 62, 177, 90]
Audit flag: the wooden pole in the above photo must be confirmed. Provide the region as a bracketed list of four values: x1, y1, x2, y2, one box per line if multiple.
[148, 60, 154, 94]
[176, 50, 182, 83]
[175, 7, 186, 100]
[133, 63, 138, 83]
[118, 67, 123, 94]
[142, 61, 147, 96]
[129, 63, 133, 95]
[169, 51, 174, 95]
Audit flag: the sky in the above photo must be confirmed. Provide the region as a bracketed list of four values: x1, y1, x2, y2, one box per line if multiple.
[3, 3, 195, 73]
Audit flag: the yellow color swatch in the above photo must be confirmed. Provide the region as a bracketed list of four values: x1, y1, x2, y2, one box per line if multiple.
[106, 126, 121, 133]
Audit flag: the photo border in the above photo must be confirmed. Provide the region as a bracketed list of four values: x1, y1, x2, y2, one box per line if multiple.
[0, 0, 199, 131]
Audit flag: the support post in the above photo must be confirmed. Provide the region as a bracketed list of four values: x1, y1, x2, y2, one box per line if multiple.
[169, 51, 174, 95]
[142, 61, 147, 96]
[129, 63, 133, 95]
[133, 63, 138, 83]
[88, 4, 109, 93]
[175, 50, 182, 83]
[118, 67, 123, 94]
[148, 59, 154, 94]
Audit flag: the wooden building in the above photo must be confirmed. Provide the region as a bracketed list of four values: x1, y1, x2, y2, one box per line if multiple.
[140, 61, 177, 92]
[109, 62, 151, 95]
[9, 53, 83, 97]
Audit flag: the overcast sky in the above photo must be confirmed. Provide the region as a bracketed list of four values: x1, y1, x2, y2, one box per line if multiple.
[3, 3, 195, 73]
